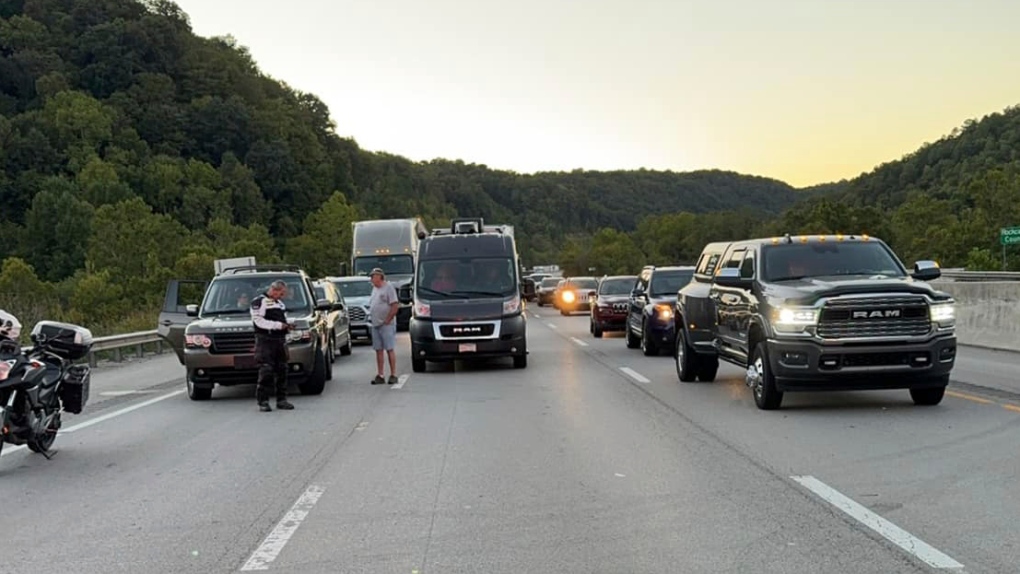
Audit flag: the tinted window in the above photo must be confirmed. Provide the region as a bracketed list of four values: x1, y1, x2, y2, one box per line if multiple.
[566, 279, 598, 290]
[313, 285, 326, 301]
[333, 280, 373, 298]
[417, 257, 517, 300]
[599, 278, 636, 295]
[697, 251, 723, 276]
[648, 270, 694, 296]
[763, 242, 907, 281]
[540, 278, 560, 287]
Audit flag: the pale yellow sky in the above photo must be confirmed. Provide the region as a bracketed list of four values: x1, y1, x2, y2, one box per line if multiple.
[171, 0, 1020, 187]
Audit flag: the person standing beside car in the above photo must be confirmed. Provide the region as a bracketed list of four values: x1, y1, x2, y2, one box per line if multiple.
[368, 268, 400, 384]
[250, 280, 296, 411]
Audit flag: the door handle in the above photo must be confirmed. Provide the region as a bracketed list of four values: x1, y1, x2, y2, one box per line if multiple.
[161, 320, 172, 326]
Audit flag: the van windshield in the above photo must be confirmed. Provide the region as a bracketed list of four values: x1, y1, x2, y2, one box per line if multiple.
[417, 257, 517, 300]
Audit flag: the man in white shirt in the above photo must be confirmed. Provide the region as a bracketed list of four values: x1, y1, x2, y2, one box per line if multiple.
[368, 268, 399, 384]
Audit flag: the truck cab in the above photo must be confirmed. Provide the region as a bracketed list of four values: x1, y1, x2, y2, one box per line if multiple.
[398, 218, 535, 372]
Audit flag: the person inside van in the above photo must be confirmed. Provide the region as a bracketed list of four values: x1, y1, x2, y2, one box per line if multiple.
[430, 263, 457, 291]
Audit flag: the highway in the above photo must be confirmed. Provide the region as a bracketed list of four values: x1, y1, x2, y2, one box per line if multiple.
[1, 310, 1018, 573]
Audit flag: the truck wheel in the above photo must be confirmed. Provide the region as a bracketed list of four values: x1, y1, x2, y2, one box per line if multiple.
[910, 377, 948, 405]
[748, 342, 783, 410]
[674, 329, 699, 382]
[299, 348, 327, 395]
[697, 357, 719, 382]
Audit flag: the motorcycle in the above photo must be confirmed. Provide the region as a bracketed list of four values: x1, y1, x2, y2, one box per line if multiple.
[0, 320, 93, 459]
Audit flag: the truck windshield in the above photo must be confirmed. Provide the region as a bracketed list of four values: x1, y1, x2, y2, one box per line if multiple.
[417, 257, 517, 300]
[201, 276, 311, 315]
[763, 242, 907, 281]
[353, 255, 413, 277]
[332, 280, 373, 298]
[649, 271, 694, 296]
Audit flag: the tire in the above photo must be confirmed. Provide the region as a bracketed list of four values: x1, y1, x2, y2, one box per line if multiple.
[299, 348, 327, 395]
[910, 384, 946, 406]
[339, 334, 352, 356]
[412, 357, 426, 373]
[513, 353, 528, 369]
[187, 378, 212, 401]
[592, 319, 603, 338]
[697, 357, 719, 382]
[641, 321, 658, 356]
[27, 410, 60, 453]
[328, 336, 337, 363]
[674, 328, 699, 382]
[626, 323, 640, 349]
[748, 342, 783, 410]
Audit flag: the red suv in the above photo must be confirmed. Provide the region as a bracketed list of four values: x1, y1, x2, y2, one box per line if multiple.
[589, 275, 638, 337]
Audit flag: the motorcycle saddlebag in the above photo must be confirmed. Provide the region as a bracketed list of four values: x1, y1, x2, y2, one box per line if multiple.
[59, 364, 91, 414]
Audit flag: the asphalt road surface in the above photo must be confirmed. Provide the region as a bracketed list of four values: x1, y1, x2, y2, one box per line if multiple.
[0, 310, 1017, 574]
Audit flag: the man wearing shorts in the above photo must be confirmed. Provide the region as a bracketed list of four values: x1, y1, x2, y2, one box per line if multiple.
[368, 267, 400, 384]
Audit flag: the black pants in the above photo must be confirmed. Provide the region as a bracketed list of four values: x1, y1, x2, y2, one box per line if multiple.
[255, 336, 288, 403]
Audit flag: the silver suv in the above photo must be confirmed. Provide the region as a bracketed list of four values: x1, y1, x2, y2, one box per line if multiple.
[325, 276, 373, 342]
[158, 265, 339, 401]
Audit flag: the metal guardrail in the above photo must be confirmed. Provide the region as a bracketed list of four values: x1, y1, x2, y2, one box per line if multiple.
[22, 330, 166, 367]
[937, 270, 1020, 281]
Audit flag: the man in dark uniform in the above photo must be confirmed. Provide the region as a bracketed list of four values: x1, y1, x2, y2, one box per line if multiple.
[250, 280, 295, 412]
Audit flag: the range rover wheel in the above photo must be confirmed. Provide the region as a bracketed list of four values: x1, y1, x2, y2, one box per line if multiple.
[299, 348, 327, 395]
[187, 379, 212, 401]
[747, 342, 783, 410]
[674, 329, 699, 382]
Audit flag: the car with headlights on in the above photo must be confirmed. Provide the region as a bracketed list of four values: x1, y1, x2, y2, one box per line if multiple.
[557, 276, 599, 315]
[625, 266, 694, 355]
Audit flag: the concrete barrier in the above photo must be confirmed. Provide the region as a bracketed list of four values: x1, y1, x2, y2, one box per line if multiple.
[932, 280, 1020, 352]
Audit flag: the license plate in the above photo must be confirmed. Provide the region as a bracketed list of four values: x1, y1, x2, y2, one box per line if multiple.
[234, 355, 257, 369]
[458, 343, 477, 353]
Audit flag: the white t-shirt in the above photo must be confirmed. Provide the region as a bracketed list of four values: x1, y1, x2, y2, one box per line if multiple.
[368, 282, 399, 327]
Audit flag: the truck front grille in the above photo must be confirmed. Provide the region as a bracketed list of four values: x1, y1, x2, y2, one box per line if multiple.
[817, 295, 931, 339]
[349, 306, 367, 322]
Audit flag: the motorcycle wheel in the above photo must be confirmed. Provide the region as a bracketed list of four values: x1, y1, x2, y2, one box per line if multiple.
[27, 411, 60, 454]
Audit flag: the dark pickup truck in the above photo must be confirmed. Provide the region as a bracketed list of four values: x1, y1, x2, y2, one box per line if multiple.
[673, 234, 957, 410]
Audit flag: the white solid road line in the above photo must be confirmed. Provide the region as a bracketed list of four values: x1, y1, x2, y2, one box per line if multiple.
[570, 337, 589, 347]
[240, 484, 326, 571]
[390, 374, 410, 389]
[619, 367, 651, 384]
[0, 389, 186, 458]
[791, 475, 964, 570]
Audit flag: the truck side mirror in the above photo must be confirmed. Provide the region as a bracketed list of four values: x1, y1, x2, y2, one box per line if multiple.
[911, 260, 941, 281]
[186, 304, 199, 317]
[713, 268, 752, 288]
[398, 284, 413, 305]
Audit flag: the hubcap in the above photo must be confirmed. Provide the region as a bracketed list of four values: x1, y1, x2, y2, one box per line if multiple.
[675, 337, 685, 375]
[746, 357, 765, 398]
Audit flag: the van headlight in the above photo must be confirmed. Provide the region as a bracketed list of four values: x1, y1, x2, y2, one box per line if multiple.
[930, 302, 955, 326]
[774, 307, 818, 332]
[503, 295, 521, 315]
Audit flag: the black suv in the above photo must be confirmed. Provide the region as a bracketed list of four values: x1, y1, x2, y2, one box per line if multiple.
[625, 265, 695, 356]
[673, 234, 956, 410]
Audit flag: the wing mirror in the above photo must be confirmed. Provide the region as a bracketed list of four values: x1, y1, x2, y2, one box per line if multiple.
[713, 268, 752, 288]
[911, 260, 941, 281]
[186, 304, 199, 317]
[398, 284, 413, 305]
[315, 298, 332, 312]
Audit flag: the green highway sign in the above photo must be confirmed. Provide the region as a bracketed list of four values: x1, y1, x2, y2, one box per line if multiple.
[1001, 226, 1020, 246]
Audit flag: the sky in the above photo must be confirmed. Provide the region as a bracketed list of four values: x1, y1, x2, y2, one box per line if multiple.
[171, 0, 1020, 188]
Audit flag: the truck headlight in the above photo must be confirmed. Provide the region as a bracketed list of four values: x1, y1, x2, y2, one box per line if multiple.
[774, 307, 818, 332]
[930, 302, 955, 326]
